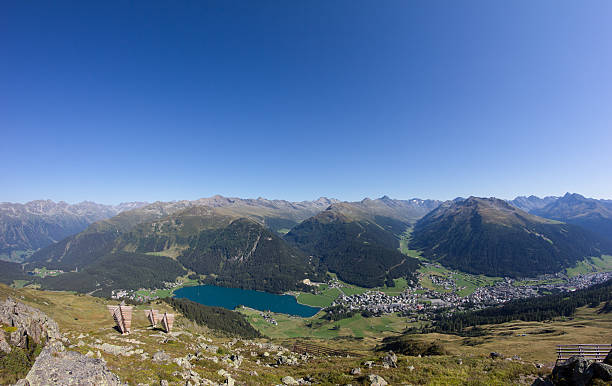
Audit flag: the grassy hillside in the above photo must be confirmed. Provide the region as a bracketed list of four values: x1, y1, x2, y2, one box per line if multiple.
[4, 285, 611, 384]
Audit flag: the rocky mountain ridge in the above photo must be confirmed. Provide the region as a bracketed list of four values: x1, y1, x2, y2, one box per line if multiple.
[0, 200, 148, 260]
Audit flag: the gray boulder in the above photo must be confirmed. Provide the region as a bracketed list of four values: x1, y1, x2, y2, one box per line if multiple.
[0, 331, 11, 353]
[382, 351, 397, 368]
[585, 362, 612, 383]
[20, 340, 123, 385]
[367, 374, 388, 386]
[282, 375, 299, 385]
[550, 356, 612, 386]
[552, 356, 592, 386]
[152, 351, 171, 363]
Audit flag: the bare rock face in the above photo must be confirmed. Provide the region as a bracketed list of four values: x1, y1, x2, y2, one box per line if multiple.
[0, 297, 62, 348]
[17, 340, 123, 386]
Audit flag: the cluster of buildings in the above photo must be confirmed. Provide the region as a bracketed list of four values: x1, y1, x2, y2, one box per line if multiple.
[330, 271, 612, 318]
[259, 312, 278, 325]
[110, 280, 185, 301]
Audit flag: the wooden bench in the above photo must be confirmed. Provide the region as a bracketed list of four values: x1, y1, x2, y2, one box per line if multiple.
[556, 344, 612, 364]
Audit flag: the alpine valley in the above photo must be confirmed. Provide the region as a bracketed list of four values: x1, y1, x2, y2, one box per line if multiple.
[2, 193, 612, 385]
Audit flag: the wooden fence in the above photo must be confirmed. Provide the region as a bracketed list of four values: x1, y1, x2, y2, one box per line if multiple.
[289, 341, 363, 357]
[556, 344, 612, 364]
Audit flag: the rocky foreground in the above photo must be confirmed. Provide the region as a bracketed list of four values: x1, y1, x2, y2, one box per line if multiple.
[0, 298, 122, 385]
[1, 293, 611, 385]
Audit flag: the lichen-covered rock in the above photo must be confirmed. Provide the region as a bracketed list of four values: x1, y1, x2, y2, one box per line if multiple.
[282, 375, 298, 385]
[152, 350, 171, 363]
[20, 340, 123, 385]
[0, 297, 61, 348]
[94, 342, 134, 356]
[382, 351, 397, 368]
[367, 374, 388, 386]
[0, 330, 11, 353]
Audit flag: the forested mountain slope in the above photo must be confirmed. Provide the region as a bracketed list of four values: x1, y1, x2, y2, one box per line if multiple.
[410, 197, 612, 277]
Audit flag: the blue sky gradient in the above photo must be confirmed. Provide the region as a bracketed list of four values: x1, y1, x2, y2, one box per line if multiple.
[2, 1, 611, 204]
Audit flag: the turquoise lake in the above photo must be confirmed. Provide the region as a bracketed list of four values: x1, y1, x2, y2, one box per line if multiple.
[173, 285, 321, 317]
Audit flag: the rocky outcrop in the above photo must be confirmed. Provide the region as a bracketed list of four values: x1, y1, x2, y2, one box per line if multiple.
[382, 351, 398, 368]
[0, 298, 123, 385]
[15, 341, 123, 386]
[367, 374, 388, 386]
[0, 329, 11, 353]
[0, 297, 61, 348]
[551, 355, 612, 386]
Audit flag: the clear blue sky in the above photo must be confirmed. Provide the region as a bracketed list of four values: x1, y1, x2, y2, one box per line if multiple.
[2, 1, 611, 204]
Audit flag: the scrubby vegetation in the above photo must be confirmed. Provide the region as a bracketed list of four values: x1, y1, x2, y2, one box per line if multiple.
[376, 336, 447, 356]
[164, 297, 261, 338]
[0, 331, 43, 384]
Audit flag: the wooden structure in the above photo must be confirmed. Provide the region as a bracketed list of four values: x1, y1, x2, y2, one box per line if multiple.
[290, 341, 362, 357]
[556, 344, 612, 364]
[107, 304, 133, 334]
[145, 309, 160, 327]
[161, 312, 175, 333]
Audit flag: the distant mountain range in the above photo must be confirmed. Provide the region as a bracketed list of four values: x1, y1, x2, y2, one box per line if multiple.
[410, 197, 612, 277]
[25, 195, 436, 293]
[508, 195, 559, 212]
[26, 196, 340, 294]
[510, 193, 612, 242]
[2, 192, 612, 293]
[0, 200, 147, 260]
